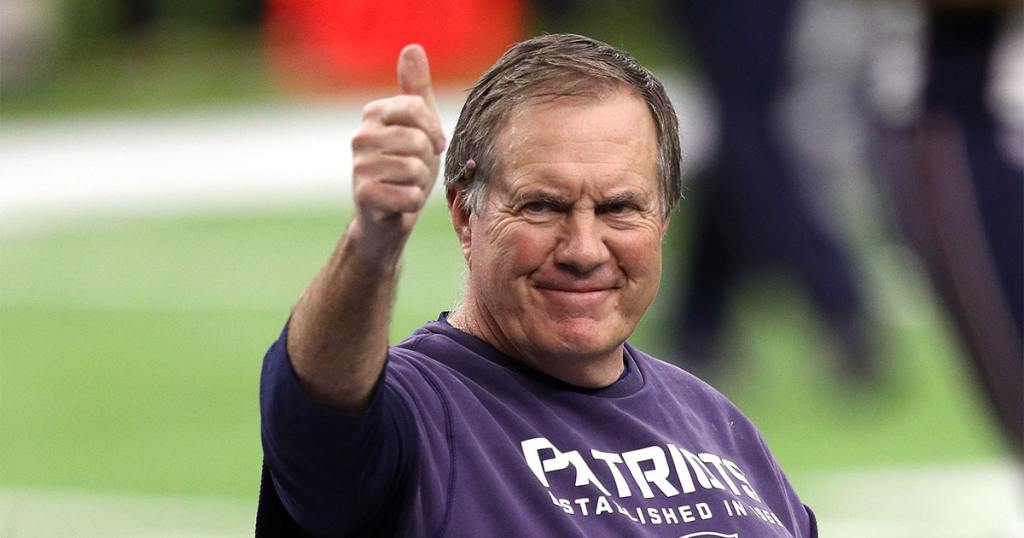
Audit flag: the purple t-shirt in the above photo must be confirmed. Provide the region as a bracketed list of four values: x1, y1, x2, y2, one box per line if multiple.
[261, 314, 817, 537]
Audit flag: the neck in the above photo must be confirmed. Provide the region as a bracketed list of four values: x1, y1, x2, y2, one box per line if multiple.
[446, 302, 625, 389]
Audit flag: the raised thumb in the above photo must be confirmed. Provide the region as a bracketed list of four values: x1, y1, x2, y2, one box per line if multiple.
[397, 44, 437, 108]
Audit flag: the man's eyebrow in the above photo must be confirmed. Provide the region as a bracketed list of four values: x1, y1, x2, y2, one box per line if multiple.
[598, 191, 646, 206]
[512, 190, 570, 206]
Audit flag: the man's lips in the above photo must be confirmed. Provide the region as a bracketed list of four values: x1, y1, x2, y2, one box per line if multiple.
[532, 283, 619, 307]
[532, 282, 618, 293]
[536, 287, 609, 302]
[525, 276, 622, 314]
[529, 267, 623, 291]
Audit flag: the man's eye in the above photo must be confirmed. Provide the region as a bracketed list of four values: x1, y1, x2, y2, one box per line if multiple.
[603, 203, 636, 215]
[523, 201, 552, 213]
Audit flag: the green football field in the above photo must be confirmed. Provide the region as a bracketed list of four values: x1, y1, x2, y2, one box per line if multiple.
[4, 4, 1021, 533]
[0, 205, 1018, 536]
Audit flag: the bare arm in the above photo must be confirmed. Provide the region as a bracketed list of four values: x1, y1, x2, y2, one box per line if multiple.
[286, 45, 446, 410]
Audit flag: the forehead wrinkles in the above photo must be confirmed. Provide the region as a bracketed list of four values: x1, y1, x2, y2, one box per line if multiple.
[505, 86, 621, 127]
[493, 90, 658, 190]
[492, 86, 629, 163]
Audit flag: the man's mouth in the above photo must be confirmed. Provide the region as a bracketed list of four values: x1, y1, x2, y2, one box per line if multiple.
[535, 285, 611, 293]
[533, 284, 617, 307]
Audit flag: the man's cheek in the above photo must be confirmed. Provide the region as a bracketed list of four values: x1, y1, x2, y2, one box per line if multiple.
[509, 228, 557, 254]
[617, 248, 662, 278]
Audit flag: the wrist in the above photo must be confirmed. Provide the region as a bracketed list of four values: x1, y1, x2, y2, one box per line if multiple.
[344, 214, 411, 266]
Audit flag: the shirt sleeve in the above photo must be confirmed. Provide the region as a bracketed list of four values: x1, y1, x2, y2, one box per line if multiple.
[259, 324, 417, 536]
[805, 504, 819, 538]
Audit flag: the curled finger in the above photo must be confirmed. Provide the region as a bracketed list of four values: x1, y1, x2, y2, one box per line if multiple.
[351, 124, 435, 162]
[354, 180, 427, 216]
[375, 95, 446, 154]
[353, 153, 432, 189]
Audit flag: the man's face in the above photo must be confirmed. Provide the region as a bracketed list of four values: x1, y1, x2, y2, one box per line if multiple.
[455, 87, 668, 385]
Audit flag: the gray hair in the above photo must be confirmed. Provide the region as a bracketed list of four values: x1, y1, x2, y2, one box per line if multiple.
[444, 33, 682, 216]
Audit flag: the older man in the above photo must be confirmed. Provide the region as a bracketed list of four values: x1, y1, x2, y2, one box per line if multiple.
[260, 34, 817, 537]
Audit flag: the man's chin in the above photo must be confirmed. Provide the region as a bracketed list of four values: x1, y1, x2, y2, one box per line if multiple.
[539, 318, 625, 357]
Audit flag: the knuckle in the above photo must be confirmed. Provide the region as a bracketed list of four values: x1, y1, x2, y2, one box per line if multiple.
[400, 157, 418, 177]
[414, 158, 431, 179]
[353, 181, 375, 207]
[362, 99, 384, 118]
[351, 129, 373, 151]
[381, 190, 408, 214]
[403, 95, 425, 116]
[426, 124, 444, 150]
[403, 157, 427, 179]
[410, 188, 426, 207]
[352, 155, 372, 175]
[396, 187, 424, 213]
[409, 128, 432, 153]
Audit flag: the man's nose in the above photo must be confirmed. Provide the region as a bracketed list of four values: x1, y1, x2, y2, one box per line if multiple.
[553, 212, 610, 275]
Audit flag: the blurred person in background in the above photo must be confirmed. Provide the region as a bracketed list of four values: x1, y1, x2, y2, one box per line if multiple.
[111, 0, 262, 34]
[666, 0, 876, 384]
[536, 0, 878, 385]
[0, 0, 60, 87]
[870, 0, 1023, 455]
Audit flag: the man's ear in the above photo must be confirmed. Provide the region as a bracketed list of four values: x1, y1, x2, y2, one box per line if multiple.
[447, 188, 473, 263]
[660, 215, 671, 236]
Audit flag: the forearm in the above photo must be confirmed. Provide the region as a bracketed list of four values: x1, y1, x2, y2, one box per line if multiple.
[287, 217, 407, 410]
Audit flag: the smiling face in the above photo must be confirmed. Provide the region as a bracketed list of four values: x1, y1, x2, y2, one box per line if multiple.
[449, 86, 669, 387]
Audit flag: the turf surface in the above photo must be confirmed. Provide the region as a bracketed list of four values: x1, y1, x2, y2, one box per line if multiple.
[0, 207, 1008, 503]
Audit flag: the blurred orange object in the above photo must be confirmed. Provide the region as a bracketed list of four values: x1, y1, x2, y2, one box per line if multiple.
[266, 0, 525, 93]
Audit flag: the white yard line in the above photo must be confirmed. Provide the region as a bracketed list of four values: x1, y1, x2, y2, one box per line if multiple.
[0, 487, 253, 538]
[1, 461, 1021, 537]
[802, 460, 1024, 538]
[0, 81, 712, 233]
[0, 102, 373, 228]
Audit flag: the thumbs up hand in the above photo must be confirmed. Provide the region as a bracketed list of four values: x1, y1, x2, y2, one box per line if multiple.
[351, 44, 447, 240]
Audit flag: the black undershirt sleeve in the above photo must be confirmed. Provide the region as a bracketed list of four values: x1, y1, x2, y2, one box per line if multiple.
[259, 324, 417, 536]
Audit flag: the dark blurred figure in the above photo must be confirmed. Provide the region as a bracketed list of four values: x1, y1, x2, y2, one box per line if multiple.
[114, 0, 262, 35]
[122, 0, 157, 33]
[535, 0, 877, 384]
[667, 0, 875, 384]
[873, 2, 1023, 455]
